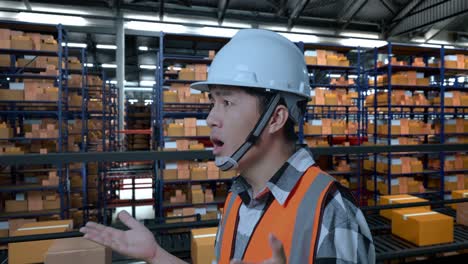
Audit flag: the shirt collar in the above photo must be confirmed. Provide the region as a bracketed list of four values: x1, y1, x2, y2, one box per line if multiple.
[231, 147, 316, 206]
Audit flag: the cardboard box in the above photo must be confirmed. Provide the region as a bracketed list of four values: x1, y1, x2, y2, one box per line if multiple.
[451, 189, 468, 209]
[0, 89, 24, 101]
[178, 169, 190, 180]
[196, 126, 211, 136]
[27, 191, 43, 211]
[9, 220, 73, 264]
[8, 218, 36, 233]
[45, 237, 111, 264]
[392, 209, 453, 246]
[219, 170, 237, 179]
[43, 199, 60, 210]
[191, 227, 217, 264]
[167, 124, 184, 137]
[0, 127, 13, 138]
[305, 56, 317, 65]
[191, 189, 205, 204]
[379, 194, 429, 219]
[5, 200, 28, 212]
[12, 39, 33, 50]
[191, 167, 207, 180]
[163, 169, 177, 180]
[456, 202, 468, 226]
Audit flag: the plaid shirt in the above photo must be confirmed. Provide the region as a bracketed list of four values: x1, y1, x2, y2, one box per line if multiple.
[219, 147, 375, 263]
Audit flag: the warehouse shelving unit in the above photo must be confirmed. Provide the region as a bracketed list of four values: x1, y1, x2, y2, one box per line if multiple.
[301, 43, 367, 201]
[0, 23, 69, 220]
[365, 43, 468, 203]
[152, 32, 231, 218]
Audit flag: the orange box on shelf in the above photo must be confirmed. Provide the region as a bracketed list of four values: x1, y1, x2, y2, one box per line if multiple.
[12, 39, 33, 50]
[451, 189, 468, 210]
[220, 170, 237, 179]
[167, 124, 184, 137]
[304, 56, 317, 65]
[456, 202, 468, 226]
[163, 169, 177, 180]
[191, 167, 207, 180]
[196, 126, 211, 136]
[5, 200, 28, 212]
[379, 194, 430, 219]
[391, 208, 453, 246]
[177, 169, 190, 180]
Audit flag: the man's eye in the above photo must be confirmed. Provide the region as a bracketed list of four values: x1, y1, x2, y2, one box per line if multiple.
[224, 100, 232, 106]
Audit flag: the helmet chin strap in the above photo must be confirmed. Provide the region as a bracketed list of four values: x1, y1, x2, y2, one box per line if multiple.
[215, 93, 282, 171]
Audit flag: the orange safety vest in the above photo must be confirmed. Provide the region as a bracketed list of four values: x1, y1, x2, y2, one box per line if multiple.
[215, 166, 336, 264]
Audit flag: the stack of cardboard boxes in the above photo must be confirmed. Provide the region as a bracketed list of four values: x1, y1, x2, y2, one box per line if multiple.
[364, 155, 424, 174]
[443, 54, 468, 69]
[24, 121, 59, 139]
[304, 119, 358, 136]
[0, 122, 13, 139]
[24, 80, 59, 101]
[310, 88, 357, 107]
[178, 64, 208, 81]
[365, 91, 430, 107]
[375, 119, 432, 135]
[369, 71, 430, 86]
[378, 194, 454, 247]
[304, 50, 350, 66]
[166, 118, 211, 137]
[163, 83, 210, 103]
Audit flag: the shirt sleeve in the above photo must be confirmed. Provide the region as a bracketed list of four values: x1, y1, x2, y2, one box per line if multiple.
[314, 186, 376, 264]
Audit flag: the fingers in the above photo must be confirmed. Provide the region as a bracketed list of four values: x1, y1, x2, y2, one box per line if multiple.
[268, 233, 286, 263]
[80, 225, 124, 252]
[118, 210, 142, 230]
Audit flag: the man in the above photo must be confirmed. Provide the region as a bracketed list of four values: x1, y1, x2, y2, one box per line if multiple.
[81, 29, 375, 264]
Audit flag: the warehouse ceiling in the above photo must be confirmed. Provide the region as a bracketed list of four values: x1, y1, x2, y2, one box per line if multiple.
[1, 0, 467, 86]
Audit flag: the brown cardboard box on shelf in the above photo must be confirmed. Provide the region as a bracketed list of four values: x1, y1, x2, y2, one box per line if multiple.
[305, 56, 317, 65]
[163, 169, 177, 180]
[43, 198, 60, 210]
[456, 202, 468, 226]
[45, 237, 111, 264]
[451, 190, 468, 210]
[167, 123, 184, 137]
[178, 169, 190, 180]
[0, 89, 23, 101]
[0, 126, 13, 138]
[12, 39, 33, 50]
[191, 227, 217, 264]
[220, 170, 237, 179]
[71, 194, 82, 208]
[27, 191, 43, 211]
[391, 208, 453, 246]
[5, 200, 28, 212]
[8, 218, 36, 233]
[379, 194, 429, 219]
[191, 189, 205, 204]
[196, 126, 211, 136]
[191, 167, 207, 180]
[9, 220, 73, 264]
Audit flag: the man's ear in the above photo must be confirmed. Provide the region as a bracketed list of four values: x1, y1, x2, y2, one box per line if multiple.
[268, 105, 289, 134]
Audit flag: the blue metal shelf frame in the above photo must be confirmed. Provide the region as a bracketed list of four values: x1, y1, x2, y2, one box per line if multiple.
[302, 43, 365, 201]
[366, 42, 468, 201]
[0, 23, 70, 219]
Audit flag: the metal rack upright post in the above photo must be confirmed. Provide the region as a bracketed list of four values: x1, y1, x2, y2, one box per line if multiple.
[0, 23, 69, 219]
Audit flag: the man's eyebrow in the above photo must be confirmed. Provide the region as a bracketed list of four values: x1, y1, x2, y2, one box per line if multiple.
[210, 90, 233, 96]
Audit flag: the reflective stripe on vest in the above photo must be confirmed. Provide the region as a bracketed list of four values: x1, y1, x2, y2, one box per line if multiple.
[215, 192, 238, 261]
[289, 172, 335, 263]
[216, 167, 335, 264]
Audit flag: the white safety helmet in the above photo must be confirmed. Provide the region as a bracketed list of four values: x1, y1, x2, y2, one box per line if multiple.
[191, 29, 311, 124]
[191, 29, 311, 171]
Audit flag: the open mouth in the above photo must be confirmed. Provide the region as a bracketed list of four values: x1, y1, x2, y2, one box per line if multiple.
[212, 138, 224, 147]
